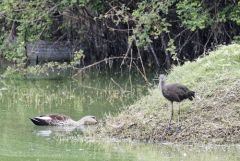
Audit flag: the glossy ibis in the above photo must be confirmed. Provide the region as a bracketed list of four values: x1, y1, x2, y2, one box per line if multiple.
[159, 74, 195, 125]
[30, 114, 97, 126]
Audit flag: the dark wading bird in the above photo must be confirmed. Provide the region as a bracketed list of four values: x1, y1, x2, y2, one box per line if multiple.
[159, 75, 195, 125]
[30, 114, 98, 126]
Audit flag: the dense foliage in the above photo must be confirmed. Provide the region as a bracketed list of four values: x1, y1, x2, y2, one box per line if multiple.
[0, 0, 240, 70]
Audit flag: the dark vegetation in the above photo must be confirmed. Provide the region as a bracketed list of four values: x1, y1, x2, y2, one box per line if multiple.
[0, 0, 240, 73]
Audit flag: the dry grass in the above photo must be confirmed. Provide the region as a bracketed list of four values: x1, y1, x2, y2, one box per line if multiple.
[94, 44, 240, 144]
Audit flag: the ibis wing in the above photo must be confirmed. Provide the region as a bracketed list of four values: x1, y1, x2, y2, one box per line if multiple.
[164, 84, 194, 102]
[173, 84, 194, 100]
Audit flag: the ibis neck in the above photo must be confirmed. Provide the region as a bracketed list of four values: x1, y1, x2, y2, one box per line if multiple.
[159, 79, 165, 89]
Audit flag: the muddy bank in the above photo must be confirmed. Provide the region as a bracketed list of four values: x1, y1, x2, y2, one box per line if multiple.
[95, 81, 239, 144]
[94, 44, 240, 144]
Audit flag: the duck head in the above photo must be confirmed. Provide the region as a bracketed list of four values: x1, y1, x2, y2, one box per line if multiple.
[78, 115, 98, 125]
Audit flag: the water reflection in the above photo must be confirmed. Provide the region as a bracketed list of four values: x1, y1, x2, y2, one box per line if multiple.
[32, 126, 84, 137]
[0, 71, 147, 118]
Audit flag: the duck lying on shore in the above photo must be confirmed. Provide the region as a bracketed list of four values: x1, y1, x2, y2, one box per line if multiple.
[30, 114, 97, 126]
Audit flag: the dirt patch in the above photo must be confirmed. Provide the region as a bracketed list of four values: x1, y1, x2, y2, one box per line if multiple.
[95, 80, 240, 144]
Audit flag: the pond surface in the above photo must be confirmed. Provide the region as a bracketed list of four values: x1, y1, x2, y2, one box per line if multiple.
[0, 68, 239, 161]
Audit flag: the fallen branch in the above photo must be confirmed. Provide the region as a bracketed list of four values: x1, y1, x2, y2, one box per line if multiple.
[72, 56, 136, 78]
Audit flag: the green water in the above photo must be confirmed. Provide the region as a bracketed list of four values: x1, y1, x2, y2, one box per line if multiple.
[0, 70, 239, 161]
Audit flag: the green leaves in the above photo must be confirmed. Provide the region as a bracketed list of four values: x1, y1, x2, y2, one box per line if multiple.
[131, 0, 173, 47]
[166, 39, 176, 58]
[230, 2, 240, 25]
[71, 50, 85, 65]
[176, 0, 211, 31]
[0, 0, 54, 62]
[61, 0, 85, 6]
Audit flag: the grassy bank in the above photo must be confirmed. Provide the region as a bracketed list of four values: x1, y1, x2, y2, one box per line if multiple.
[95, 44, 240, 144]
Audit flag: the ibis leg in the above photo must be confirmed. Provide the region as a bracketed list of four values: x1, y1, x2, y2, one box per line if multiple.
[168, 102, 173, 126]
[178, 103, 180, 124]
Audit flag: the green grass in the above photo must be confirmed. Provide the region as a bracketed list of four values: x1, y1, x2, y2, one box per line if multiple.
[96, 44, 240, 144]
